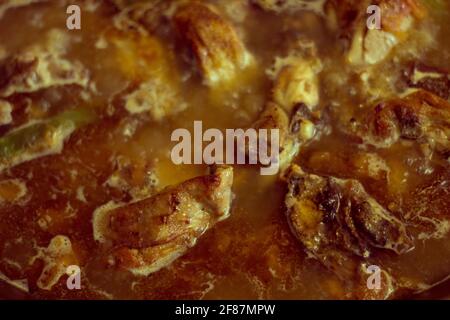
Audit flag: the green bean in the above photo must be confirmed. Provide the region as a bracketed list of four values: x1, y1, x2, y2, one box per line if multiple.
[0, 108, 95, 170]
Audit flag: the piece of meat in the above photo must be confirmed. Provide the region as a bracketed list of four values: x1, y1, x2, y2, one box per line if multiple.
[252, 103, 290, 151]
[93, 166, 233, 276]
[285, 164, 413, 260]
[0, 29, 89, 97]
[173, 1, 253, 87]
[403, 62, 450, 100]
[252, 48, 322, 172]
[284, 165, 413, 291]
[359, 90, 450, 156]
[327, 0, 425, 32]
[326, 0, 426, 65]
[271, 56, 321, 113]
[284, 164, 450, 298]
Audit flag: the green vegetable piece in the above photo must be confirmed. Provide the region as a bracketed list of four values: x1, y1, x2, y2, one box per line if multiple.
[0, 108, 95, 171]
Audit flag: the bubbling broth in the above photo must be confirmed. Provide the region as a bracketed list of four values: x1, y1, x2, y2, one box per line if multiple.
[0, 0, 449, 300]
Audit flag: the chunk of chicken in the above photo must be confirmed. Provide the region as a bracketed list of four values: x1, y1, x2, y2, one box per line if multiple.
[252, 47, 322, 172]
[271, 56, 321, 113]
[285, 165, 413, 262]
[285, 164, 450, 298]
[93, 166, 233, 276]
[173, 2, 253, 86]
[359, 90, 450, 156]
[326, 0, 426, 65]
[284, 164, 414, 297]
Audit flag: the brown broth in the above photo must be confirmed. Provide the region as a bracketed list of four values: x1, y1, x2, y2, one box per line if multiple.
[0, 0, 449, 300]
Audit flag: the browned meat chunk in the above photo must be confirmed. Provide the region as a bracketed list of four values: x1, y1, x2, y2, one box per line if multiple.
[271, 56, 321, 113]
[284, 165, 413, 298]
[173, 2, 253, 86]
[326, 0, 426, 65]
[93, 166, 233, 276]
[359, 90, 450, 156]
[285, 165, 413, 274]
[284, 164, 450, 298]
[252, 47, 322, 171]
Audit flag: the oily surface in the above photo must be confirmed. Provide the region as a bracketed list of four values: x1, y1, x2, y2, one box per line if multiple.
[0, 0, 449, 299]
